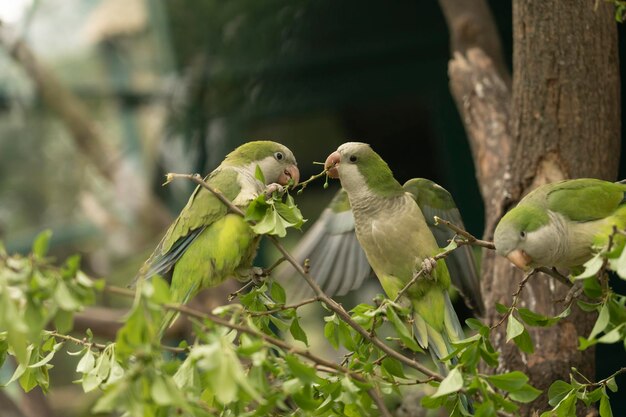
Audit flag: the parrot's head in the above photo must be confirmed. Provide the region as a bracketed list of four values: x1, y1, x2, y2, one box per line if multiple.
[224, 141, 299, 186]
[324, 142, 403, 197]
[493, 204, 551, 270]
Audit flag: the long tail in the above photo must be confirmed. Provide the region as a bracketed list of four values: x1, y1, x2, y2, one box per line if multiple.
[157, 280, 199, 339]
[413, 292, 473, 413]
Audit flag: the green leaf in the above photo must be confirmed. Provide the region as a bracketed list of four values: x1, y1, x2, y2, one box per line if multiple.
[421, 393, 447, 409]
[76, 349, 95, 373]
[151, 375, 175, 406]
[432, 367, 463, 398]
[589, 303, 610, 340]
[53, 310, 74, 334]
[270, 282, 286, 304]
[518, 307, 570, 327]
[285, 354, 318, 385]
[495, 303, 509, 314]
[609, 243, 626, 278]
[54, 282, 81, 311]
[600, 392, 614, 417]
[606, 377, 618, 393]
[506, 315, 524, 342]
[573, 252, 604, 280]
[547, 380, 573, 407]
[386, 305, 421, 352]
[337, 320, 357, 352]
[509, 383, 542, 403]
[381, 357, 405, 379]
[289, 317, 308, 346]
[513, 328, 534, 354]
[597, 323, 625, 344]
[486, 371, 528, 391]
[324, 321, 339, 350]
[577, 300, 601, 312]
[474, 401, 496, 417]
[292, 384, 321, 411]
[32, 229, 53, 258]
[254, 164, 266, 183]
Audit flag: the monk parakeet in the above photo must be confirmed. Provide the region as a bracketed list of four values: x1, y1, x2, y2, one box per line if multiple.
[136, 141, 299, 333]
[494, 178, 626, 270]
[323, 142, 465, 362]
[276, 180, 484, 315]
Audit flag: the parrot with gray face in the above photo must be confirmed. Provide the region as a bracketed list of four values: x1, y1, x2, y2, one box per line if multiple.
[276, 180, 484, 315]
[322, 142, 465, 364]
[494, 178, 626, 270]
[136, 141, 299, 334]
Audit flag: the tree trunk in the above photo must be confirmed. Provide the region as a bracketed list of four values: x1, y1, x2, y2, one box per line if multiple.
[442, 1, 620, 414]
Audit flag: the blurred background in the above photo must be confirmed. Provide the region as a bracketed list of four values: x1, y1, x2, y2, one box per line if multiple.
[0, 0, 624, 415]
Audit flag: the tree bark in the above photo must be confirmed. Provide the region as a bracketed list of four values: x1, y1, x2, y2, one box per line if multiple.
[442, 1, 620, 414]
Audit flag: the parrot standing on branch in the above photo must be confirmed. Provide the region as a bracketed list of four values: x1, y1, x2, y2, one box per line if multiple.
[276, 180, 484, 315]
[494, 178, 626, 270]
[136, 141, 299, 334]
[323, 142, 465, 363]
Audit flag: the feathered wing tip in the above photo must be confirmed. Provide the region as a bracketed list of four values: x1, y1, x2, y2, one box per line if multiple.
[130, 227, 207, 289]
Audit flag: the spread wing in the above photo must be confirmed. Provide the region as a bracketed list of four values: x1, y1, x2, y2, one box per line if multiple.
[275, 189, 371, 300]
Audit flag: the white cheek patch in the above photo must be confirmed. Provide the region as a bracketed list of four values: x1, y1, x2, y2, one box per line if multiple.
[339, 164, 370, 199]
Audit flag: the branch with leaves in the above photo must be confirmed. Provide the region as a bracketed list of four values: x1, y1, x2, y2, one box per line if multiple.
[1, 174, 625, 416]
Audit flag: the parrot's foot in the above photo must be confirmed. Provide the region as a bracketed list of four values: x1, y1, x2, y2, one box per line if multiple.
[233, 266, 266, 283]
[228, 267, 267, 301]
[420, 257, 438, 279]
[264, 183, 285, 197]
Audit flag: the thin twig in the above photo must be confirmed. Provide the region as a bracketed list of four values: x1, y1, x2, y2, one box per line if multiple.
[394, 270, 426, 303]
[536, 267, 573, 288]
[394, 237, 464, 303]
[249, 297, 320, 316]
[48, 331, 107, 351]
[491, 270, 536, 330]
[587, 367, 626, 389]
[49, 328, 188, 354]
[295, 167, 330, 194]
[434, 216, 496, 249]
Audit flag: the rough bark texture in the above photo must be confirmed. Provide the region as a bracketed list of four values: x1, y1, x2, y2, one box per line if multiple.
[442, 1, 620, 414]
[438, 0, 510, 85]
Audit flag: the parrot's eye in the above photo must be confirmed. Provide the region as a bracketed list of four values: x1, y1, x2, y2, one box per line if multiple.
[274, 152, 284, 161]
[520, 231, 527, 239]
[349, 155, 358, 163]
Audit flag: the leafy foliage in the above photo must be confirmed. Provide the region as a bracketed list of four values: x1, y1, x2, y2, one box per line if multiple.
[2, 216, 626, 415]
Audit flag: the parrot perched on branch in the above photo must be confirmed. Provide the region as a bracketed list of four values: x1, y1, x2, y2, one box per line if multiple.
[276, 180, 484, 315]
[136, 141, 299, 334]
[494, 178, 626, 270]
[322, 142, 465, 363]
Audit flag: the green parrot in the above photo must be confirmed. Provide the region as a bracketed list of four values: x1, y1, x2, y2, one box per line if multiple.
[276, 180, 484, 315]
[323, 142, 465, 363]
[136, 140, 299, 334]
[494, 178, 626, 270]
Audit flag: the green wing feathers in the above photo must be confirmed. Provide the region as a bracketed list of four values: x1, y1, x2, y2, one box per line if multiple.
[158, 214, 259, 335]
[545, 179, 626, 222]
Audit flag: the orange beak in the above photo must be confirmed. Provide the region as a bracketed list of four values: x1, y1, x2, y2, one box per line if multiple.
[278, 164, 300, 186]
[324, 151, 341, 178]
[506, 249, 533, 270]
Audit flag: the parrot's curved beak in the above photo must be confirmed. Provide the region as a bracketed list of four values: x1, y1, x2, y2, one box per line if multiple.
[324, 151, 341, 178]
[506, 249, 533, 270]
[279, 165, 300, 186]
